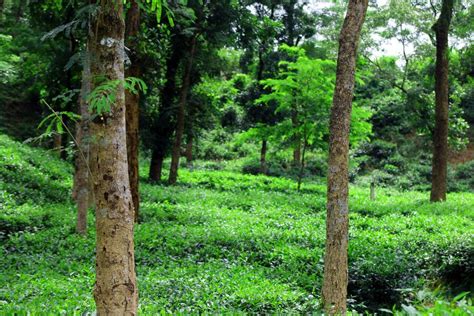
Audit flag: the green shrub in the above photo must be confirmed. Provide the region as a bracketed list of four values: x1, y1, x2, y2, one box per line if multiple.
[1, 133, 473, 314]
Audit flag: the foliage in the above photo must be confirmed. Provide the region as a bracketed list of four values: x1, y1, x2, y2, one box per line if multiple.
[87, 77, 147, 115]
[1, 134, 473, 314]
[255, 45, 371, 152]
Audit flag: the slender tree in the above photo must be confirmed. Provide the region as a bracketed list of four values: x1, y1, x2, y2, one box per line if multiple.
[89, 0, 137, 313]
[72, 46, 92, 236]
[125, 0, 141, 220]
[168, 36, 197, 185]
[322, 0, 368, 314]
[149, 37, 185, 182]
[430, 0, 454, 202]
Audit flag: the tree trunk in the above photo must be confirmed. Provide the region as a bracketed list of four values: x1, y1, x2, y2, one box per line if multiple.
[430, 0, 453, 202]
[185, 134, 193, 168]
[168, 37, 197, 185]
[291, 109, 301, 166]
[260, 139, 267, 174]
[125, 0, 141, 221]
[149, 148, 164, 182]
[89, 1, 137, 314]
[322, 0, 368, 314]
[72, 46, 93, 236]
[53, 133, 62, 157]
[293, 144, 301, 166]
[297, 139, 307, 191]
[148, 37, 184, 182]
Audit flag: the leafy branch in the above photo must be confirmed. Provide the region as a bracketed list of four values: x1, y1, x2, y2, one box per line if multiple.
[87, 77, 147, 115]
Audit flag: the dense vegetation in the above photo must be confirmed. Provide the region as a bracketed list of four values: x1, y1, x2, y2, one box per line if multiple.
[1, 134, 473, 314]
[1, 0, 473, 313]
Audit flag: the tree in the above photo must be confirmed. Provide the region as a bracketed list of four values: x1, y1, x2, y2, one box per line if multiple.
[322, 0, 368, 314]
[72, 45, 92, 236]
[88, 0, 137, 313]
[169, 36, 197, 184]
[125, 0, 141, 220]
[431, 0, 454, 202]
[148, 34, 186, 183]
[257, 45, 371, 190]
[166, 0, 239, 184]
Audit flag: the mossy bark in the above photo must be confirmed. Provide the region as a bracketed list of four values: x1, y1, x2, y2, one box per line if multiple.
[322, 0, 368, 314]
[89, 1, 138, 314]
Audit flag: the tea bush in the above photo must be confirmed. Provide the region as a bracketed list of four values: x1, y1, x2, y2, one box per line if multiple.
[1, 134, 473, 314]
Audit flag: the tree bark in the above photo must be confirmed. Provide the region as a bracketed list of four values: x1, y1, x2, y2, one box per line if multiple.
[260, 139, 267, 174]
[53, 133, 62, 157]
[185, 134, 193, 168]
[430, 0, 453, 202]
[149, 148, 164, 182]
[168, 37, 197, 185]
[89, 1, 138, 314]
[322, 0, 368, 314]
[125, 0, 141, 221]
[73, 47, 93, 236]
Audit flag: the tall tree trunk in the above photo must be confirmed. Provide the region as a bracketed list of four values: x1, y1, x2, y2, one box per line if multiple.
[322, 0, 368, 314]
[148, 37, 184, 182]
[430, 0, 453, 202]
[168, 37, 197, 185]
[125, 0, 141, 221]
[260, 139, 267, 174]
[73, 47, 93, 236]
[89, 1, 137, 314]
[185, 134, 193, 168]
[149, 148, 164, 182]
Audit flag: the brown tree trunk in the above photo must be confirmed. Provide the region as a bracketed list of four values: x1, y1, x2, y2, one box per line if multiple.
[125, 0, 141, 221]
[430, 0, 453, 202]
[149, 148, 164, 182]
[185, 134, 193, 168]
[148, 37, 185, 182]
[53, 133, 62, 157]
[72, 47, 93, 236]
[322, 0, 368, 314]
[168, 37, 197, 185]
[89, 1, 137, 314]
[260, 139, 267, 174]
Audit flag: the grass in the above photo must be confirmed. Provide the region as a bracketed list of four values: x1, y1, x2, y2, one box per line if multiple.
[1, 133, 473, 314]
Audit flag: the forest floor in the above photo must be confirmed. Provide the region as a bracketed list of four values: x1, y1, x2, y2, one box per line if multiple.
[1, 133, 473, 314]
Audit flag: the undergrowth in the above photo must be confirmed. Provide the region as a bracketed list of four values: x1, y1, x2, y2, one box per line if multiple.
[0, 134, 473, 314]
